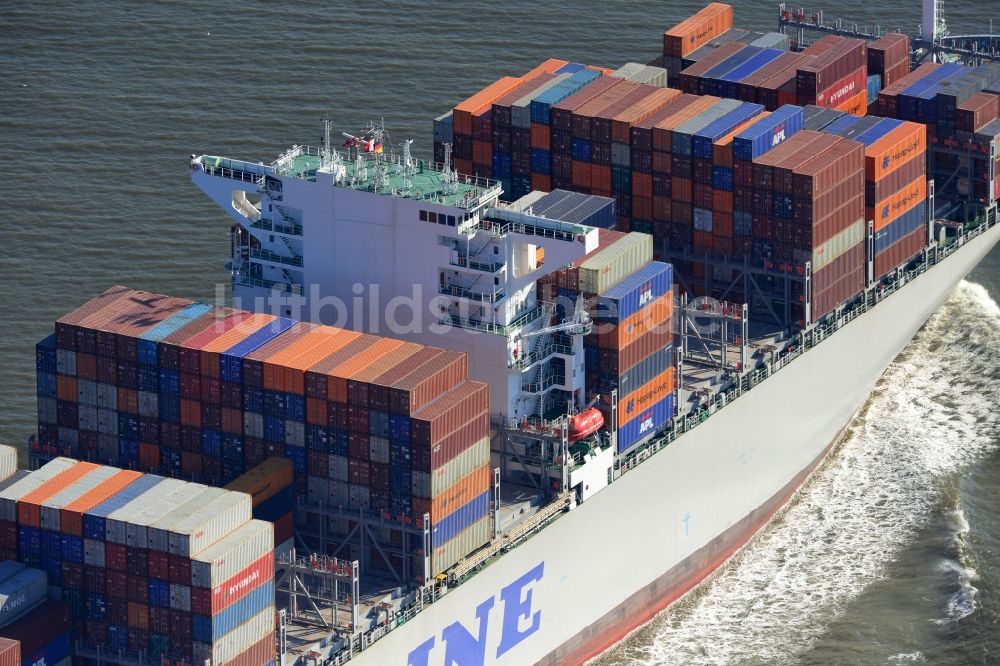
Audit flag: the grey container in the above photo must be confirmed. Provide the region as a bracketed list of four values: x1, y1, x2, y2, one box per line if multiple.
[97, 383, 118, 410]
[138, 391, 159, 418]
[98, 435, 118, 462]
[578, 232, 655, 296]
[0, 568, 47, 628]
[611, 62, 646, 80]
[58, 428, 78, 448]
[56, 349, 76, 376]
[77, 405, 98, 432]
[0, 458, 76, 522]
[37, 398, 57, 426]
[348, 484, 370, 510]
[284, 420, 304, 448]
[611, 143, 631, 167]
[671, 98, 742, 156]
[369, 437, 390, 464]
[97, 409, 118, 436]
[76, 379, 97, 407]
[243, 412, 263, 439]
[83, 538, 105, 567]
[750, 32, 790, 51]
[433, 111, 453, 145]
[329, 479, 350, 506]
[328, 455, 348, 482]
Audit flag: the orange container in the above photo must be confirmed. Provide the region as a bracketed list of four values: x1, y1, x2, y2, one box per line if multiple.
[651, 96, 721, 152]
[712, 190, 733, 214]
[454, 158, 473, 176]
[869, 176, 927, 231]
[323, 338, 406, 404]
[530, 123, 551, 150]
[610, 88, 683, 145]
[833, 89, 867, 116]
[127, 602, 149, 631]
[472, 140, 492, 166]
[117, 387, 138, 414]
[631, 172, 653, 199]
[714, 212, 734, 238]
[591, 164, 612, 192]
[226, 458, 295, 507]
[306, 398, 327, 426]
[76, 353, 96, 380]
[18, 461, 99, 527]
[595, 292, 673, 350]
[633, 196, 653, 220]
[431, 465, 492, 521]
[653, 195, 671, 221]
[453, 76, 524, 135]
[663, 3, 734, 57]
[618, 367, 676, 427]
[651, 151, 672, 174]
[180, 399, 201, 427]
[864, 121, 926, 181]
[572, 161, 592, 189]
[139, 442, 161, 469]
[673, 177, 693, 203]
[522, 58, 570, 80]
[56, 375, 77, 402]
[60, 469, 142, 536]
[531, 173, 552, 192]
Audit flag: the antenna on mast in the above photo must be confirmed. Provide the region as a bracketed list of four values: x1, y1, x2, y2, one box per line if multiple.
[321, 117, 333, 170]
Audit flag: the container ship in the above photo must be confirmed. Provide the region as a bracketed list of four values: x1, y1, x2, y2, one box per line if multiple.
[13, 2, 1000, 665]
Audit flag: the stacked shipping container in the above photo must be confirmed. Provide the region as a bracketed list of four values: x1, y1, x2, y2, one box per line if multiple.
[226, 457, 295, 550]
[0, 599, 71, 666]
[37, 287, 493, 583]
[0, 458, 275, 664]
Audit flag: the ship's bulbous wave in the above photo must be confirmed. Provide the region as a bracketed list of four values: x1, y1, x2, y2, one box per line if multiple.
[592, 281, 1000, 666]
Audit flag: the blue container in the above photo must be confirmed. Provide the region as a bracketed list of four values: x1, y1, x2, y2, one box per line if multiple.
[530, 70, 601, 124]
[704, 45, 763, 81]
[866, 74, 882, 103]
[117, 413, 139, 440]
[219, 317, 296, 383]
[148, 578, 170, 608]
[242, 386, 263, 413]
[286, 394, 305, 422]
[201, 429, 223, 457]
[83, 474, 168, 541]
[157, 368, 179, 396]
[136, 303, 213, 366]
[556, 62, 586, 74]
[36, 334, 57, 374]
[23, 631, 71, 666]
[712, 166, 734, 191]
[118, 437, 138, 462]
[734, 210, 753, 236]
[593, 262, 673, 322]
[60, 534, 84, 563]
[571, 137, 592, 162]
[137, 364, 159, 392]
[531, 148, 551, 175]
[874, 203, 926, 254]
[822, 114, 861, 136]
[255, 486, 294, 522]
[431, 490, 490, 547]
[306, 425, 328, 450]
[772, 192, 794, 219]
[107, 624, 129, 651]
[617, 393, 674, 452]
[388, 414, 410, 441]
[85, 592, 107, 621]
[263, 416, 285, 443]
[719, 48, 785, 97]
[853, 118, 903, 147]
[17, 526, 40, 556]
[285, 446, 306, 476]
[331, 429, 349, 457]
[158, 393, 179, 423]
[492, 152, 512, 179]
[37, 372, 56, 399]
[193, 582, 275, 642]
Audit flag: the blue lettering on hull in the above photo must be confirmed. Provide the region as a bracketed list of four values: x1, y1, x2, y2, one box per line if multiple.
[407, 562, 545, 665]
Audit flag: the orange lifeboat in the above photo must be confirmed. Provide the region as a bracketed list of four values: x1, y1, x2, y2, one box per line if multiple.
[568, 408, 604, 442]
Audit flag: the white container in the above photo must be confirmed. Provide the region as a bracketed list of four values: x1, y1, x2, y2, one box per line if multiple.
[0, 447, 18, 484]
[104, 478, 189, 545]
[146, 487, 226, 552]
[166, 490, 252, 557]
[431, 436, 490, 496]
[190, 520, 272, 588]
[578, 232, 654, 295]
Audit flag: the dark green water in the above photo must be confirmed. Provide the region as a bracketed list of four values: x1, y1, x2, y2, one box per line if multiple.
[1, 2, 997, 663]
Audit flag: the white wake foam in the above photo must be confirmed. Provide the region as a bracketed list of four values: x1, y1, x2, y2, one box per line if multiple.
[592, 281, 1000, 666]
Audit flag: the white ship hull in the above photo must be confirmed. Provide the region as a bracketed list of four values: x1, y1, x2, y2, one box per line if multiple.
[352, 222, 1000, 666]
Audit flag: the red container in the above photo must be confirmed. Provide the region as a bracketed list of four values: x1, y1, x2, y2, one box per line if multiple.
[956, 93, 1000, 133]
[874, 227, 927, 279]
[410, 382, 489, 446]
[212, 552, 274, 614]
[631, 95, 703, 152]
[0, 600, 69, 659]
[877, 62, 942, 117]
